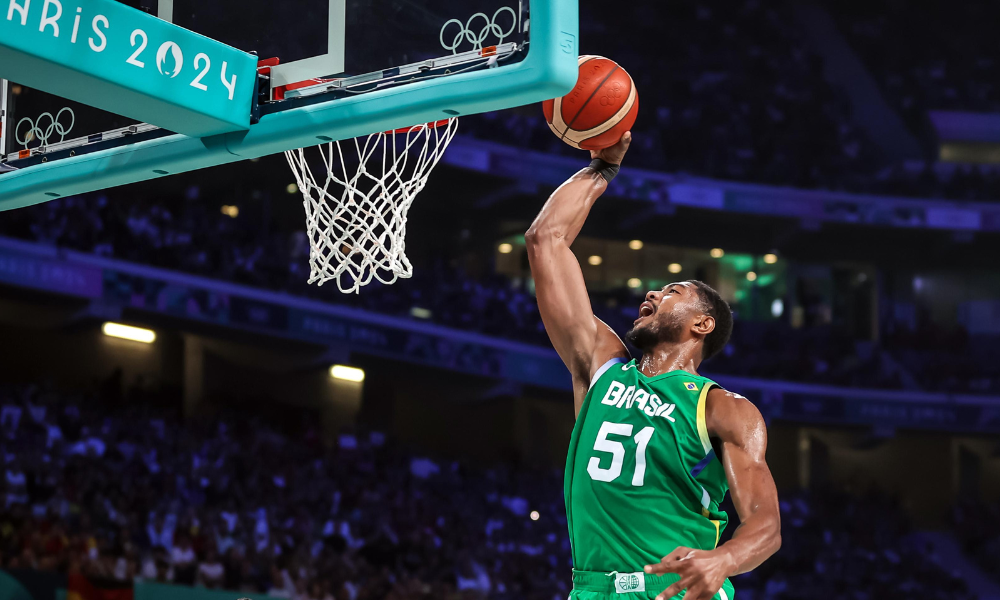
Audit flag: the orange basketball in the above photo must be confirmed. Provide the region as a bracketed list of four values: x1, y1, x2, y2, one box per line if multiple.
[543, 56, 639, 151]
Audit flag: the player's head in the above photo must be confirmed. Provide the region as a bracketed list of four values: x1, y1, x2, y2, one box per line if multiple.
[625, 280, 733, 362]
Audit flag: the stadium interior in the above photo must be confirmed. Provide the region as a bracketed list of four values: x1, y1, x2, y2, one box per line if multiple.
[1, 0, 1000, 599]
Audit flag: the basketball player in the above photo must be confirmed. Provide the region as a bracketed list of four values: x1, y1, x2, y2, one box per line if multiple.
[525, 132, 781, 600]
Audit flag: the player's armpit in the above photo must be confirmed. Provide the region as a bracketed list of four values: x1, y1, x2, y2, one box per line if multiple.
[567, 317, 630, 413]
[705, 389, 781, 577]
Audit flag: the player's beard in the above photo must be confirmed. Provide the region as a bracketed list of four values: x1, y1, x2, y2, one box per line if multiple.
[625, 312, 685, 352]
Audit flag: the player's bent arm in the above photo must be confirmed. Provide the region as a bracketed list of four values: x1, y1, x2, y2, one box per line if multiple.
[707, 389, 781, 575]
[644, 390, 780, 600]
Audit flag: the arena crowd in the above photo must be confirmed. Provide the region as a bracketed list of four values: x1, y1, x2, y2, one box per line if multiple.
[0, 384, 982, 600]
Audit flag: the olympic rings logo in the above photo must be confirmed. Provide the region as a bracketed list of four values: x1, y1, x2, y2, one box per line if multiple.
[440, 7, 518, 55]
[15, 107, 75, 149]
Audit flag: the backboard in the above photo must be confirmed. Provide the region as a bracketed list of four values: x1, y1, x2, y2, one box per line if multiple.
[0, 0, 575, 209]
[1, 0, 545, 170]
[0, 0, 576, 291]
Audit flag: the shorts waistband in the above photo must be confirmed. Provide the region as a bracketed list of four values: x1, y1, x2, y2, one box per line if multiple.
[572, 569, 678, 593]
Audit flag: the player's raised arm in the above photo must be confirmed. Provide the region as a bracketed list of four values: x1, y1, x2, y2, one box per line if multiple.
[525, 133, 632, 412]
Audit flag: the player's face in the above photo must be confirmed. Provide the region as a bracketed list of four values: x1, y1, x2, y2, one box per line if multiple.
[633, 281, 701, 326]
[625, 282, 703, 350]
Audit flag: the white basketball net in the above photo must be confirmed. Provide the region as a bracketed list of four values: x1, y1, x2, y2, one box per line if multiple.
[284, 118, 459, 293]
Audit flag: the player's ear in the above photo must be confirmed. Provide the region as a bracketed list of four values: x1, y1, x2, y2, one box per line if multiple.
[692, 314, 715, 337]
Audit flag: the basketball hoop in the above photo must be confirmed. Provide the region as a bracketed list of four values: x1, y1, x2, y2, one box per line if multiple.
[285, 118, 459, 293]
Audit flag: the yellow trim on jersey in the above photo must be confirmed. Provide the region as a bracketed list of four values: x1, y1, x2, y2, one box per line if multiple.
[711, 519, 721, 547]
[696, 384, 713, 455]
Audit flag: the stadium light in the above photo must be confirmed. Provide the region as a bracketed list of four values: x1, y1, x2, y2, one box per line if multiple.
[710, 248, 725, 258]
[746, 271, 757, 282]
[628, 240, 643, 250]
[102, 322, 156, 344]
[668, 263, 682, 274]
[530, 511, 540, 521]
[220, 205, 239, 218]
[588, 255, 603, 266]
[498, 243, 513, 254]
[410, 307, 432, 319]
[763, 253, 778, 264]
[286, 183, 298, 194]
[330, 365, 365, 382]
[627, 278, 642, 288]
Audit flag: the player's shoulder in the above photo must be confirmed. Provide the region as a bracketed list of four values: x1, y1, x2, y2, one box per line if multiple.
[705, 387, 765, 436]
[706, 386, 750, 404]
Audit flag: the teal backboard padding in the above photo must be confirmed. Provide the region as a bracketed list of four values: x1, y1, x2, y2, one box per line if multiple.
[0, 571, 34, 600]
[135, 581, 286, 600]
[0, 0, 578, 212]
[0, 0, 257, 138]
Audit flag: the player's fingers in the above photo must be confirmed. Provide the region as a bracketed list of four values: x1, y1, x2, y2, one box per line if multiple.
[645, 557, 690, 574]
[645, 546, 696, 574]
[643, 561, 680, 574]
[677, 584, 711, 600]
[611, 132, 631, 156]
[654, 579, 687, 600]
[661, 546, 695, 562]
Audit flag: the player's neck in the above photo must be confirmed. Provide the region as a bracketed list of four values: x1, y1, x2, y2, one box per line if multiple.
[636, 340, 702, 378]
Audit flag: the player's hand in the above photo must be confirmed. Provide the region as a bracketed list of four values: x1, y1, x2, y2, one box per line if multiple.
[644, 546, 735, 600]
[590, 131, 632, 165]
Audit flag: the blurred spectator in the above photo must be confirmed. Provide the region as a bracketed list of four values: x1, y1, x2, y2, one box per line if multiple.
[171, 535, 197, 586]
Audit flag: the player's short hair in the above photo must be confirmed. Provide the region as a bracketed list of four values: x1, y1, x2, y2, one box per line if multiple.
[687, 280, 733, 361]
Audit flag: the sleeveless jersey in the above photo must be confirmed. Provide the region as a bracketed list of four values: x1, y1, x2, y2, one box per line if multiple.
[564, 358, 733, 583]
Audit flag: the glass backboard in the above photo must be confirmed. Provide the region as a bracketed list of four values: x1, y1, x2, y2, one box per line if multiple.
[0, 0, 576, 211]
[2, 0, 529, 164]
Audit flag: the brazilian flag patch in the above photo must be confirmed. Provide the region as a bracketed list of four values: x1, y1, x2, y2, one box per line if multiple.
[683, 382, 699, 391]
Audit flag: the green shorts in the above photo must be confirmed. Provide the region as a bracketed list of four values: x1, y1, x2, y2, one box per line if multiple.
[570, 570, 735, 600]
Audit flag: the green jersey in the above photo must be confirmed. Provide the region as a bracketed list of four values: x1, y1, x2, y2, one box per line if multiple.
[564, 358, 733, 586]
